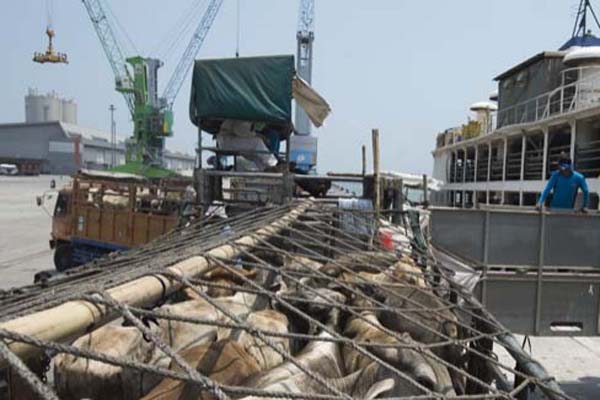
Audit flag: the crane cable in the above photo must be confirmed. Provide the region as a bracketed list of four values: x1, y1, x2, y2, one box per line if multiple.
[45, 0, 53, 29]
[150, 0, 206, 57]
[155, 0, 209, 63]
[103, 0, 140, 56]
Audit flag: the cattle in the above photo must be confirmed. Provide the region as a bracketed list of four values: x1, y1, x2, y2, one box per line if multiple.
[379, 284, 459, 349]
[53, 244, 472, 399]
[240, 329, 345, 391]
[342, 303, 455, 396]
[54, 325, 158, 400]
[141, 339, 261, 400]
[377, 269, 464, 393]
[279, 255, 327, 289]
[320, 251, 399, 277]
[339, 259, 426, 290]
[141, 309, 290, 400]
[183, 267, 257, 299]
[54, 292, 261, 400]
[273, 286, 347, 351]
[239, 359, 397, 400]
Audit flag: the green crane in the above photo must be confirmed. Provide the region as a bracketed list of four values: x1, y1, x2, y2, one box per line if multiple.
[82, 0, 223, 166]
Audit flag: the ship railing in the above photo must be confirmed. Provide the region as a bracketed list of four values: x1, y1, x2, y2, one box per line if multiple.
[497, 66, 600, 129]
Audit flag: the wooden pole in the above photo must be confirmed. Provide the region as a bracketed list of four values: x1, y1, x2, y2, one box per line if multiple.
[372, 129, 381, 221]
[422, 174, 429, 208]
[361, 145, 367, 176]
[0, 200, 312, 367]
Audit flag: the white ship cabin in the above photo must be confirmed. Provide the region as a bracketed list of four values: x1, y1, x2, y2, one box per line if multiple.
[432, 42, 600, 209]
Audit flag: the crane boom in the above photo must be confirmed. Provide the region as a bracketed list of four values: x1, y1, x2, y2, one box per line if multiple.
[162, 0, 224, 107]
[81, 0, 222, 166]
[291, 0, 317, 172]
[297, 0, 315, 35]
[82, 0, 135, 115]
[295, 0, 315, 137]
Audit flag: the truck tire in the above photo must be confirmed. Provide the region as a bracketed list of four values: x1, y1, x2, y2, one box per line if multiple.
[54, 243, 73, 272]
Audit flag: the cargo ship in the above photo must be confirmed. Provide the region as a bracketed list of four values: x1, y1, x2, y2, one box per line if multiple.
[431, 4, 600, 209]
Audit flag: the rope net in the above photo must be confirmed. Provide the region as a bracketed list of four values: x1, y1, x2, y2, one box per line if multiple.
[0, 201, 570, 400]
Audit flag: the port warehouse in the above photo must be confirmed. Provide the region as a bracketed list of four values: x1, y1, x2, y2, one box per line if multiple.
[432, 48, 600, 209]
[0, 90, 195, 175]
[0, 121, 194, 175]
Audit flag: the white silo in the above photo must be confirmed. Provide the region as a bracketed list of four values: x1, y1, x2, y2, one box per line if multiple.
[61, 98, 78, 124]
[25, 89, 63, 123]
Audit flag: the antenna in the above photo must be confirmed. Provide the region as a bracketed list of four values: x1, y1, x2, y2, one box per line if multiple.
[572, 0, 600, 37]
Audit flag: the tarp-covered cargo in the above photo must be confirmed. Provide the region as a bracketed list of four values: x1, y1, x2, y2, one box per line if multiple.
[189, 55, 295, 133]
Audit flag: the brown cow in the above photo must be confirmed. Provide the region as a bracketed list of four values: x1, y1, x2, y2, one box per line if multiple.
[183, 267, 257, 299]
[54, 292, 261, 399]
[142, 310, 290, 400]
[141, 339, 261, 400]
[320, 251, 398, 277]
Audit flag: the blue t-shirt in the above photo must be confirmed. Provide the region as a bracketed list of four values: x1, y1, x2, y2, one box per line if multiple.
[539, 170, 589, 209]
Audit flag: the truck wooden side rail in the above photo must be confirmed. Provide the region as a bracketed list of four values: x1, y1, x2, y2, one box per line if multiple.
[50, 171, 192, 270]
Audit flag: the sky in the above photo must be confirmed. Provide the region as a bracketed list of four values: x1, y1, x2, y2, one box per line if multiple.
[0, 0, 585, 175]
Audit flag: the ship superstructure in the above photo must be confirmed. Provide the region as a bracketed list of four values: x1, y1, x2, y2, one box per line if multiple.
[432, 2, 600, 208]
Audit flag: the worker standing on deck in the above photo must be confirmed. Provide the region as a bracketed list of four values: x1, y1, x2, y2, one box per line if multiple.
[536, 154, 589, 212]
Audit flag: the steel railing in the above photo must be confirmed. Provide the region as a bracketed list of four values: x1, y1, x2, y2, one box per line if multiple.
[497, 67, 600, 129]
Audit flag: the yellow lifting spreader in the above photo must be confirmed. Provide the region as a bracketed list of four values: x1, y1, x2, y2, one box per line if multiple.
[33, 27, 68, 64]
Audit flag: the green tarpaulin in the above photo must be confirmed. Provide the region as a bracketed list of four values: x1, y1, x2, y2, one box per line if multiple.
[108, 162, 179, 179]
[189, 55, 295, 133]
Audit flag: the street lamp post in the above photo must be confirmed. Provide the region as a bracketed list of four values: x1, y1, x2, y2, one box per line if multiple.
[109, 104, 116, 167]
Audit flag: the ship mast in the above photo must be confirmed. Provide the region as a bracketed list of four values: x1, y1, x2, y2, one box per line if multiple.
[572, 0, 600, 38]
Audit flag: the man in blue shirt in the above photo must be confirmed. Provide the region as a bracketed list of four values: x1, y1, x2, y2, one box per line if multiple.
[536, 155, 589, 212]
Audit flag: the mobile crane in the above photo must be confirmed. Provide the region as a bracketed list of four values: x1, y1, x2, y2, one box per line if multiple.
[82, 0, 223, 166]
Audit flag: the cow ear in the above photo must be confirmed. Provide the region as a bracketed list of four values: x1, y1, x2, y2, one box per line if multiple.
[364, 378, 394, 399]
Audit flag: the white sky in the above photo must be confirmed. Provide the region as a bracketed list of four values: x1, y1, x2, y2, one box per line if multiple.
[0, 0, 584, 174]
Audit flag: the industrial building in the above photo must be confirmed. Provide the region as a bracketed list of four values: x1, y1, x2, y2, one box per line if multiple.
[0, 90, 195, 175]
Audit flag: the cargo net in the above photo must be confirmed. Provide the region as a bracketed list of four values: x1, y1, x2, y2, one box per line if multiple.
[0, 201, 570, 400]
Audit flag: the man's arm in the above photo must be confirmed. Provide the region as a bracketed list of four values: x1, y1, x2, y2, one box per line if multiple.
[538, 172, 556, 206]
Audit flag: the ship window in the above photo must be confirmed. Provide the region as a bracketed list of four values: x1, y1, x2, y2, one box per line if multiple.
[502, 78, 512, 89]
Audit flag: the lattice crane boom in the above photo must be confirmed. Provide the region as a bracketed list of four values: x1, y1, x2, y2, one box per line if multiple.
[161, 0, 224, 108]
[297, 0, 315, 36]
[82, 0, 135, 115]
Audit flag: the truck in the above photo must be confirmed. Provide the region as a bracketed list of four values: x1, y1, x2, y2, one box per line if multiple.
[40, 169, 193, 271]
